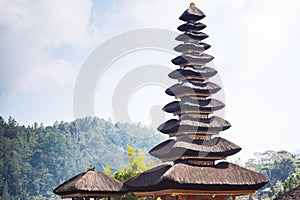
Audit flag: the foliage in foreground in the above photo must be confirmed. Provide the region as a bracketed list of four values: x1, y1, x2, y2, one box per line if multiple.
[105, 146, 156, 182]
[104, 145, 158, 200]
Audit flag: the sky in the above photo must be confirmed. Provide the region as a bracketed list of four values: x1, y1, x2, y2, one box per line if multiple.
[0, 0, 300, 162]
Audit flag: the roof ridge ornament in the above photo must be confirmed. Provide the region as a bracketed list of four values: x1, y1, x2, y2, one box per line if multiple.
[87, 165, 95, 171]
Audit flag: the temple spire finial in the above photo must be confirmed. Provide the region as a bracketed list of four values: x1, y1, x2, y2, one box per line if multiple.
[190, 2, 195, 7]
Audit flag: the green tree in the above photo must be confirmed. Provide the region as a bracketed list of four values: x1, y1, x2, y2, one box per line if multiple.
[282, 168, 300, 193]
[0, 116, 161, 199]
[1, 181, 10, 200]
[244, 150, 298, 199]
[271, 158, 296, 184]
[113, 146, 155, 182]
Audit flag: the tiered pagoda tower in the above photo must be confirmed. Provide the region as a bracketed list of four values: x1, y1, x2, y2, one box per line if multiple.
[124, 3, 269, 200]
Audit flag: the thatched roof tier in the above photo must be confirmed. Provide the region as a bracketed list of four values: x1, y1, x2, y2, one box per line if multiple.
[176, 32, 209, 42]
[274, 185, 300, 200]
[177, 77, 208, 83]
[174, 159, 216, 166]
[179, 64, 211, 69]
[163, 98, 225, 115]
[124, 162, 269, 192]
[176, 134, 212, 141]
[53, 170, 125, 198]
[179, 3, 206, 22]
[177, 22, 206, 32]
[172, 53, 214, 65]
[165, 81, 221, 98]
[149, 137, 241, 161]
[168, 67, 217, 80]
[157, 116, 231, 134]
[168, 132, 217, 138]
[174, 42, 211, 53]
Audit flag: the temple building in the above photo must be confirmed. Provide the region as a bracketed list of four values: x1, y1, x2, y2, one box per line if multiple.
[54, 3, 269, 200]
[53, 167, 126, 199]
[124, 3, 269, 200]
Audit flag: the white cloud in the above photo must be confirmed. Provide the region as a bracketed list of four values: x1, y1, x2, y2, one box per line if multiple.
[101, 0, 300, 158]
[98, 0, 195, 33]
[215, 0, 300, 159]
[0, 0, 93, 92]
[1, 0, 300, 159]
[89, 0, 300, 153]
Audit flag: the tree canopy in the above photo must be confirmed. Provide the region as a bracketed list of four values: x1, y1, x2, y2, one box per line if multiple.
[244, 150, 300, 199]
[0, 116, 299, 200]
[0, 116, 164, 200]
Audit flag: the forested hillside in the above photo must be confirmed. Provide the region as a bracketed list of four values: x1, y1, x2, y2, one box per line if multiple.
[243, 150, 300, 199]
[1, 116, 299, 200]
[0, 116, 165, 199]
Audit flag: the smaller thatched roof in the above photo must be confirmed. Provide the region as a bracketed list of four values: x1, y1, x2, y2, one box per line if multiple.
[163, 98, 224, 114]
[179, 3, 206, 22]
[165, 81, 221, 98]
[149, 137, 241, 160]
[157, 116, 231, 134]
[174, 42, 211, 53]
[176, 32, 209, 42]
[177, 22, 206, 32]
[275, 185, 300, 200]
[53, 169, 126, 198]
[124, 162, 269, 192]
[168, 67, 217, 80]
[172, 53, 214, 65]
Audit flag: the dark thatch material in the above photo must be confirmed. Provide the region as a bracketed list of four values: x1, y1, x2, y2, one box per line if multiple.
[179, 64, 210, 69]
[172, 53, 214, 65]
[124, 162, 269, 192]
[163, 98, 225, 114]
[179, 3, 206, 22]
[168, 67, 217, 80]
[157, 116, 231, 134]
[177, 22, 206, 32]
[275, 185, 300, 200]
[53, 170, 125, 197]
[165, 81, 221, 97]
[149, 137, 241, 160]
[174, 42, 211, 53]
[176, 32, 209, 42]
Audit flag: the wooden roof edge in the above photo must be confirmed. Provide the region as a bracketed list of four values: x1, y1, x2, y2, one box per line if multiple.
[61, 191, 125, 198]
[134, 189, 256, 197]
[160, 156, 227, 162]
[60, 189, 256, 199]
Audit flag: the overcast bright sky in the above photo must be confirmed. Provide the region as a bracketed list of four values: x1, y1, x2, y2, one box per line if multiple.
[1, 0, 300, 162]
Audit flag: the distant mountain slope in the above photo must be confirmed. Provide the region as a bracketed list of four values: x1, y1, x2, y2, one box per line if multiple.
[0, 116, 165, 199]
